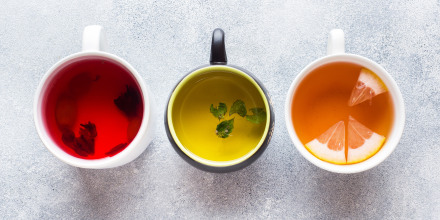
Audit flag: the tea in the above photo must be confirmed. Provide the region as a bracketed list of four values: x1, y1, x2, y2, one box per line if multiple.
[291, 62, 394, 163]
[43, 57, 143, 159]
[171, 71, 267, 162]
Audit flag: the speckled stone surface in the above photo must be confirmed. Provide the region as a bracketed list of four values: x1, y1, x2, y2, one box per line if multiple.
[1, 0, 439, 219]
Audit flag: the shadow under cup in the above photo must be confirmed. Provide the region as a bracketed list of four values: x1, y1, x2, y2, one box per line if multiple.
[166, 66, 274, 173]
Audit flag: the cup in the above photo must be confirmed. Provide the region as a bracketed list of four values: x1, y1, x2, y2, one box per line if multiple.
[165, 28, 275, 173]
[34, 25, 155, 169]
[285, 29, 405, 173]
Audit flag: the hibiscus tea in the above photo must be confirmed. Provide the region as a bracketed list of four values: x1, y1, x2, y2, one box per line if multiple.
[42, 56, 144, 159]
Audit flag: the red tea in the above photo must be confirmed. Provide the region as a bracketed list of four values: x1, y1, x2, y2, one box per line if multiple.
[291, 62, 394, 163]
[43, 57, 143, 159]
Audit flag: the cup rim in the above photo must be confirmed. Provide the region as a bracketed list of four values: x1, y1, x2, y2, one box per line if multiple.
[285, 53, 405, 173]
[34, 51, 152, 168]
[166, 65, 272, 168]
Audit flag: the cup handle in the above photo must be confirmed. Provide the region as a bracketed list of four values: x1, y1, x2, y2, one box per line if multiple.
[210, 28, 227, 65]
[327, 29, 345, 55]
[82, 25, 108, 52]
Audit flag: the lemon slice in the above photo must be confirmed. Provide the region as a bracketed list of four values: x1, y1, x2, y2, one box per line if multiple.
[347, 116, 385, 164]
[348, 68, 387, 106]
[305, 121, 346, 164]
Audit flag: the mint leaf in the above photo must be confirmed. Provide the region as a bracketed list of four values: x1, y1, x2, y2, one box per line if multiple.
[229, 100, 247, 117]
[210, 103, 227, 120]
[246, 108, 266, 124]
[216, 118, 234, 138]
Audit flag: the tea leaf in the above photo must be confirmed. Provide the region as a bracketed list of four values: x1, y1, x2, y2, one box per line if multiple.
[216, 118, 234, 138]
[210, 103, 227, 120]
[229, 100, 247, 117]
[114, 85, 141, 118]
[61, 122, 97, 156]
[105, 143, 128, 156]
[246, 108, 266, 124]
[76, 122, 97, 154]
[79, 122, 97, 139]
[61, 128, 88, 157]
[55, 94, 77, 128]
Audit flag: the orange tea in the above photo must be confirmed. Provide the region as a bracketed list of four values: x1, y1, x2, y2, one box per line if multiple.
[291, 62, 394, 164]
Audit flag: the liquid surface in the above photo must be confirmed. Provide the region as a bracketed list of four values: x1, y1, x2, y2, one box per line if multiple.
[44, 57, 143, 159]
[172, 72, 266, 162]
[292, 62, 394, 159]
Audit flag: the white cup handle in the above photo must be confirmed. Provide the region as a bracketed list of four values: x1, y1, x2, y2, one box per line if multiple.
[82, 25, 108, 52]
[327, 29, 345, 55]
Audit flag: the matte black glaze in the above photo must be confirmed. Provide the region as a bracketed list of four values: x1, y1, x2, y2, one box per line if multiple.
[210, 28, 227, 65]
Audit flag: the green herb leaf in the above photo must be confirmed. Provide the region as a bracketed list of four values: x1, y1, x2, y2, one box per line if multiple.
[210, 103, 227, 120]
[216, 118, 234, 138]
[229, 100, 247, 117]
[246, 108, 267, 124]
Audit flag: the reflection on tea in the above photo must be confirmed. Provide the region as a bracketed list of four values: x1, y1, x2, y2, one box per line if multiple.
[43, 57, 143, 159]
[172, 72, 266, 162]
[291, 62, 394, 164]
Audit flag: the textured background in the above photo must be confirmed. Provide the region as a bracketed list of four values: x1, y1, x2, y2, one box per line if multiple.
[1, 0, 439, 219]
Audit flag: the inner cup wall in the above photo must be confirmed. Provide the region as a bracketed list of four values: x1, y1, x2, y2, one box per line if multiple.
[168, 66, 271, 167]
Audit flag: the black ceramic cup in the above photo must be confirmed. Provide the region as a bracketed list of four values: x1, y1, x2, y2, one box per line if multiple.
[165, 28, 275, 173]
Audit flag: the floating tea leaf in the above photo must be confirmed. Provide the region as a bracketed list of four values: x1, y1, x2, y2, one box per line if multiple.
[216, 118, 234, 138]
[114, 85, 141, 117]
[210, 103, 227, 120]
[246, 108, 266, 124]
[229, 100, 247, 117]
[105, 143, 128, 156]
[60, 122, 97, 156]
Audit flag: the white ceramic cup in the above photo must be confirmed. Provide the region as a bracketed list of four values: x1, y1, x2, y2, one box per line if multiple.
[285, 29, 405, 173]
[34, 25, 155, 169]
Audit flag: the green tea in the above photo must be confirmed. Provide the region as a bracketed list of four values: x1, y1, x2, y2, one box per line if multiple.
[171, 71, 267, 162]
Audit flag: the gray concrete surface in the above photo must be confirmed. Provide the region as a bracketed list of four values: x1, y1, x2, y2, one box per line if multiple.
[1, 0, 439, 219]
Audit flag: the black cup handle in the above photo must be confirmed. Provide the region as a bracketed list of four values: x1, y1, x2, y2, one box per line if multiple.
[210, 28, 227, 65]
